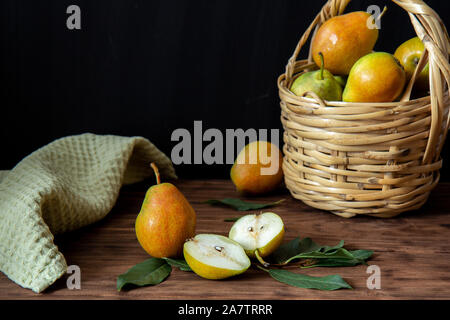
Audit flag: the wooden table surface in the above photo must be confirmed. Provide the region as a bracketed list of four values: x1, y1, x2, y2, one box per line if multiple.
[1, 179, 450, 300]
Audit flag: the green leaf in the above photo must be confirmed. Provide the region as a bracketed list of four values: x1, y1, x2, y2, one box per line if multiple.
[117, 258, 172, 291]
[270, 237, 302, 264]
[296, 237, 324, 254]
[321, 240, 345, 253]
[301, 259, 361, 268]
[271, 237, 344, 264]
[350, 250, 374, 261]
[163, 257, 192, 271]
[286, 247, 355, 264]
[204, 198, 285, 211]
[265, 269, 352, 290]
[300, 250, 374, 269]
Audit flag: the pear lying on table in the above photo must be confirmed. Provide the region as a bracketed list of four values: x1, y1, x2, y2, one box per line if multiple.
[184, 234, 251, 280]
[229, 212, 285, 266]
[230, 140, 284, 195]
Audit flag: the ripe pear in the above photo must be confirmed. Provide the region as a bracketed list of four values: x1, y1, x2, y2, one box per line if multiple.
[230, 141, 284, 195]
[343, 52, 406, 103]
[311, 11, 379, 75]
[290, 52, 343, 101]
[183, 234, 251, 280]
[229, 212, 284, 267]
[135, 163, 196, 258]
[394, 37, 429, 95]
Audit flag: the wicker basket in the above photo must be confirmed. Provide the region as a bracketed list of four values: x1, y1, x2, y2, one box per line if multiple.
[278, 0, 450, 218]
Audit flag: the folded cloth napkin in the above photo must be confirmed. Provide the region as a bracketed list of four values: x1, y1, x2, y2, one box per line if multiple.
[0, 133, 176, 293]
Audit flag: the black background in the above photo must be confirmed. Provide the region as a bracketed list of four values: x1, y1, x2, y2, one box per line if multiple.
[1, 0, 449, 179]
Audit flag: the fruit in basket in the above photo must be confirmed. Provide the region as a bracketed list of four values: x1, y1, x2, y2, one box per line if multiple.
[229, 212, 284, 266]
[135, 163, 196, 258]
[183, 234, 251, 279]
[311, 11, 379, 75]
[334, 75, 347, 87]
[343, 52, 406, 102]
[231, 141, 283, 195]
[394, 36, 429, 95]
[290, 52, 343, 101]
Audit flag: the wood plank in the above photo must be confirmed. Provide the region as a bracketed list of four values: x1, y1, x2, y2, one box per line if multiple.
[1, 179, 450, 299]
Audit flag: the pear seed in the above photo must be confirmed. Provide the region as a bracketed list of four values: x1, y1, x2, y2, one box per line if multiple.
[248, 227, 254, 232]
[215, 246, 224, 252]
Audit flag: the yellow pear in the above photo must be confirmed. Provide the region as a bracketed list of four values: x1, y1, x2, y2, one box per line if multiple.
[135, 163, 196, 258]
[230, 141, 283, 195]
[394, 37, 429, 95]
[343, 52, 406, 102]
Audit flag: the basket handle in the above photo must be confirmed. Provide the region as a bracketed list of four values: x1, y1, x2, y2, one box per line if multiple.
[400, 50, 428, 102]
[284, 0, 450, 164]
[393, 0, 450, 163]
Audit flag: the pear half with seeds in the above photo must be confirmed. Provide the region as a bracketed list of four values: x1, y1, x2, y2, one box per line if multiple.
[183, 234, 251, 280]
[229, 212, 284, 266]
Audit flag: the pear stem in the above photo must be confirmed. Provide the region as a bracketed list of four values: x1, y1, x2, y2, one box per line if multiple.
[255, 250, 270, 268]
[255, 264, 270, 272]
[150, 162, 161, 185]
[318, 52, 324, 80]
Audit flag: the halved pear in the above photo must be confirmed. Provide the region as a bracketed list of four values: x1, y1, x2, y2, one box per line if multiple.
[229, 212, 284, 266]
[183, 234, 251, 280]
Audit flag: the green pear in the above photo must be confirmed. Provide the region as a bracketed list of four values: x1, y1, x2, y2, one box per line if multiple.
[290, 52, 343, 101]
[333, 75, 347, 88]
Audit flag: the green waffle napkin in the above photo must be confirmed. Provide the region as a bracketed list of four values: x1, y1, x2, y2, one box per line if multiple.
[0, 133, 176, 293]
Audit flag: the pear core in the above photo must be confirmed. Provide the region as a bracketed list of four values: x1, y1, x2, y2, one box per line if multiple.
[229, 212, 284, 257]
[184, 234, 251, 272]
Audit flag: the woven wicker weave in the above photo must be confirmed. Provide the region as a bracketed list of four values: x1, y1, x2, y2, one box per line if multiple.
[278, 0, 450, 218]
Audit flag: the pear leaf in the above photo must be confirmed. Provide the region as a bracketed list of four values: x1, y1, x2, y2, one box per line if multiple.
[263, 268, 352, 291]
[117, 258, 171, 291]
[270, 237, 303, 264]
[284, 247, 353, 263]
[271, 237, 372, 267]
[350, 249, 374, 261]
[271, 237, 342, 264]
[205, 198, 285, 211]
[163, 257, 192, 272]
[300, 250, 374, 268]
[321, 240, 346, 253]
